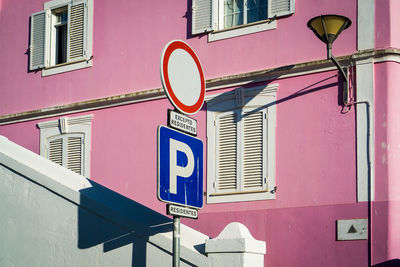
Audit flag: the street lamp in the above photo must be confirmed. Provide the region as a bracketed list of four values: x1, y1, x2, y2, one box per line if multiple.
[307, 15, 352, 106]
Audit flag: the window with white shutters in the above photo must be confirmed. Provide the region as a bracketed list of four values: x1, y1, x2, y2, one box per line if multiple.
[206, 85, 277, 203]
[215, 109, 267, 194]
[29, 0, 93, 76]
[47, 133, 84, 175]
[192, 0, 294, 41]
[38, 115, 93, 178]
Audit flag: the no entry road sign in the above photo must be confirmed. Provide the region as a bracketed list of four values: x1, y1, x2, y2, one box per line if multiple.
[157, 125, 203, 209]
[160, 40, 205, 115]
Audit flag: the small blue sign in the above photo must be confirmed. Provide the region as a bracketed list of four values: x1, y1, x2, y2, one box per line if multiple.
[157, 125, 203, 209]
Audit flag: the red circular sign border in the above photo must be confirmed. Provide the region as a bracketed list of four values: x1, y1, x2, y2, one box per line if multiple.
[161, 40, 205, 115]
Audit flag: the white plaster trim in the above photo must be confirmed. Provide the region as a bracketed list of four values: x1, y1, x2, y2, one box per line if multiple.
[42, 60, 92, 76]
[59, 116, 68, 133]
[44, 0, 71, 9]
[206, 238, 266, 254]
[37, 114, 93, 129]
[356, 58, 374, 202]
[356, 0, 375, 202]
[357, 0, 374, 51]
[373, 55, 400, 64]
[0, 135, 208, 266]
[208, 20, 276, 42]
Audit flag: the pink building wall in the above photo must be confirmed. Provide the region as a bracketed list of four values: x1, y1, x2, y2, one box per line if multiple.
[0, 0, 399, 266]
[374, 62, 400, 262]
[0, 0, 356, 115]
[375, 0, 400, 49]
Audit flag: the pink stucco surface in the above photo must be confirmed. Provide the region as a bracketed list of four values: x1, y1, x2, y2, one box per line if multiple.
[1, 0, 399, 265]
[375, 0, 400, 49]
[0, 0, 356, 116]
[373, 62, 400, 262]
[0, 70, 364, 266]
[185, 203, 369, 266]
[1, 69, 358, 213]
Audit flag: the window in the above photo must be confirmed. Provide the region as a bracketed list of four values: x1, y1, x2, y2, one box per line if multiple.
[223, 0, 267, 28]
[30, 0, 93, 76]
[38, 115, 93, 177]
[206, 84, 277, 203]
[192, 0, 294, 41]
[51, 7, 68, 65]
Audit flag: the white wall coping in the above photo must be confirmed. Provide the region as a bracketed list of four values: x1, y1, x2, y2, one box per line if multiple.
[206, 222, 266, 254]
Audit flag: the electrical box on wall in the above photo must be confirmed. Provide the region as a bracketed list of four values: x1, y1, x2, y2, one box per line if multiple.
[337, 219, 368, 240]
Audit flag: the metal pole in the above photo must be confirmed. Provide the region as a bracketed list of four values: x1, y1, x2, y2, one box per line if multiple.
[173, 216, 180, 267]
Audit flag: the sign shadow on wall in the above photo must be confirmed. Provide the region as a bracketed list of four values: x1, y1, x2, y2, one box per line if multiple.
[206, 75, 339, 120]
[78, 180, 181, 267]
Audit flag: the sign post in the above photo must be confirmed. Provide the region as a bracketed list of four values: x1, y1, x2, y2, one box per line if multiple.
[159, 40, 205, 267]
[173, 216, 180, 267]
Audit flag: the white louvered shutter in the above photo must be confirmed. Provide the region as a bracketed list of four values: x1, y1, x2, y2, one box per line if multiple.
[216, 112, 238, 192]
[242, 111, 266, 191]
[47, 134, 83, 175]
[67, 135, 83, 175]
[269, 0, 295, 18]
[192, 0, 214, 35]
[48, 138, 63, 165]
[68, 1, 87, 61]
[30, 11, 47, 70]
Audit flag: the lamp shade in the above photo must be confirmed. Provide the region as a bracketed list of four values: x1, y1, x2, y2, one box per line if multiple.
[307, 15, 351, 45]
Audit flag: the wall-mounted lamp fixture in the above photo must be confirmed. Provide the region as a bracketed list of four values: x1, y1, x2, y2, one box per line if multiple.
[307, 15, 352, 106]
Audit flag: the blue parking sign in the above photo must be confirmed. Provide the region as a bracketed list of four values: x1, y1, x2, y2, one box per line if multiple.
[157, 126, 203, 209]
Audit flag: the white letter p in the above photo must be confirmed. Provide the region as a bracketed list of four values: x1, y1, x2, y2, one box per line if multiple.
[169, 139, 194, 194]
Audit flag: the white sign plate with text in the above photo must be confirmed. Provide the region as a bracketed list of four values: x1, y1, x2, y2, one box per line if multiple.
[168, 110, 197, 136]
[167, 204, 198, 219]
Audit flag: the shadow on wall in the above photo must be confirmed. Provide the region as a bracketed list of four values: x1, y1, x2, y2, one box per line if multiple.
[373, 259, 400, 267]
[206, 75, 339, 119]
[78, 180, 173, 267]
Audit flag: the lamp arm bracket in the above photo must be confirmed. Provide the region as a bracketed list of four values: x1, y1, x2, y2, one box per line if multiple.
[329, 55, 348, 83]
[330, 54, 352, 106]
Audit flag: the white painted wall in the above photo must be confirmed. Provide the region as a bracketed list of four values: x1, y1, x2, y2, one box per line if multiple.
[0, 163, 133, 266]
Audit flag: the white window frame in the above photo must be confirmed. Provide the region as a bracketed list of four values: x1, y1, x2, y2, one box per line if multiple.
[49, 6, 68, 66]
[209, 19, 277, 41]
[219, 0, 268, 28]
[30, 0, 93, 76]
[211, 0, 276, 41]
[37, 114, 93, 177]
[206, 84, 277, 203]
[192, 0, 294, 41]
